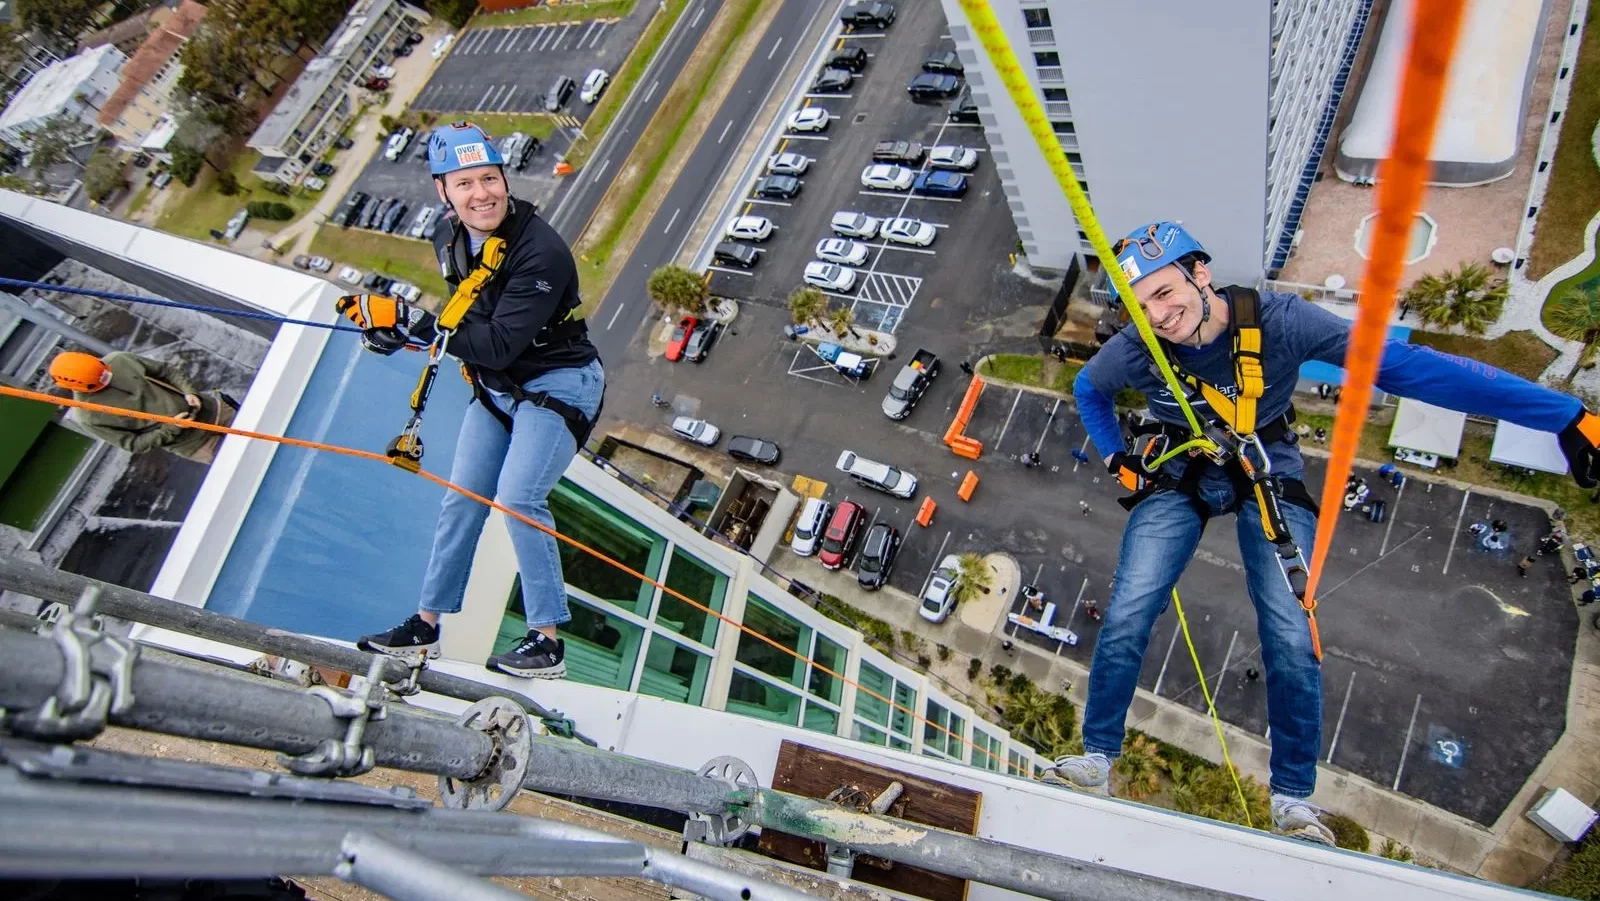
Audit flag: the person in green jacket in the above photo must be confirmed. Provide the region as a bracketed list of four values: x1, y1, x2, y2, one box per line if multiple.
[48, 350, 237, 464]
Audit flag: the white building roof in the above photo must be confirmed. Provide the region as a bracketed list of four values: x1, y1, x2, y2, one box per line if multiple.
[0, 44, 123, 133]
[140, 114, 180, 152]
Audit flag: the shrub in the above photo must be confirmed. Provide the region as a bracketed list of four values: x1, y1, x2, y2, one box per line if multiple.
[936, 645, 950, 661]
[966, 657, 982, 680]
[990, 663, 1013, 684]
[1322, 813, 1370, 852]
[916, 654, 931, 669]
[216, 170, 240, 195]
[1379, 839, 1415, 863]
[245, 200, 295, 221]
[1543, 835, 1600, 899]
[899, 629, 922, 653]
[168, 146, 203, 186]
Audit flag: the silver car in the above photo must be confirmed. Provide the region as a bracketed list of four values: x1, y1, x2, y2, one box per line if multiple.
[815, 238, 869, 266]
[768, 151, 812, 175]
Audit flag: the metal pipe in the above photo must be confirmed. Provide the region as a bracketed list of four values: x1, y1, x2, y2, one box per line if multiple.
[516, 736, 734, 815]
[0, 555, 594, 744]
[338, 832, 582, 901]
[0, 290, 115, 356]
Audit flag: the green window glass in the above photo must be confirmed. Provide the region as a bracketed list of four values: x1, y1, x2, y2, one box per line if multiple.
[855, 663, 892, 727]
[852, 721, 888, 746]
[550, 481, 664, 614]
[972, 731, 1002, 771]
[948, 713, 967, 762]
[658, 548, 727, 646]
[891, 682, 917, 739]
[1008, 749, 1030, 777]
[802, 702, 839, 735]
[557, 598, 643, 689]
[726, 671, 800, 725]
[736, 596, 808, 686]
[891, 735, 912, 752]
[638, 634, 711, 705]
[808, 634, 845, 703]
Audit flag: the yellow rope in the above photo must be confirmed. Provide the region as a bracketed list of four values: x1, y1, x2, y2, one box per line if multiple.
[1171, 589, 1254, 828]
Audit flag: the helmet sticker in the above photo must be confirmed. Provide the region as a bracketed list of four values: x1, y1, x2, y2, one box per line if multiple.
[1120, 256, 1141, 280]
[454, 142, 489, 166]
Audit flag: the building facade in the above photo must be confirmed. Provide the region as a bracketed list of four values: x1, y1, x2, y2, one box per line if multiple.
[934, 0, 1374, 284]
[0, 44, 125, 151]
[246, 0, 427, 185]
[97, 0, 207, 153]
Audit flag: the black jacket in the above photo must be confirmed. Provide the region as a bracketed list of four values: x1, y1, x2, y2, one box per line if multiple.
[432, 198, 597, 390]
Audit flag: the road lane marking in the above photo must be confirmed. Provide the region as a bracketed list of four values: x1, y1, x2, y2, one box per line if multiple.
[663, 207, 680, 232]
[1153, 627, 1181, 696]
[768, 36, 784, 60]
[1393, 693, 1423, 790]
[1327, 671, 1356, 763]
[605, 302, 626, 330]
[717, 120, 733, 143]
[642, 79, 660, 104]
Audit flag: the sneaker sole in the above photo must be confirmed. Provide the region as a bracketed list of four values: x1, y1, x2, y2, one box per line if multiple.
[1038, 770, 1111, 796]
[357, 640, 441, 665]
[487, 660, 567, 680]
[1276, 825, 1337, 847]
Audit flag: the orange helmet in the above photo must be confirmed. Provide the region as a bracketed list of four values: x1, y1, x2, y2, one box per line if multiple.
[49, 352, 112, 393]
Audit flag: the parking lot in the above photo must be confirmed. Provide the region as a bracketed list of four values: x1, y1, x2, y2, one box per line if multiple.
[703, 2, 1014, 335]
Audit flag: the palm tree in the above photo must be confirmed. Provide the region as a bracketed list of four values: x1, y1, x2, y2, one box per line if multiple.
[828, 304, 857, 338]
[647, 265, 707, 317]
[787, 286, 826, 326]
[1113, 734, 1165, 800]
[1404, 262, 1506, 335]
[953, 552, 993, 605]
[1546, 284, 1600, 371]
[1002, 681, 1055, 743]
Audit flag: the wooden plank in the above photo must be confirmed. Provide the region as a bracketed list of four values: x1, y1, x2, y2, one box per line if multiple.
[757, 740, 981, 901]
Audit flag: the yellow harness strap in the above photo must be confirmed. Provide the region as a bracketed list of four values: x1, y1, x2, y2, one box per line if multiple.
[436, 237, 507, 332]
[1172, 288, 1265, 437]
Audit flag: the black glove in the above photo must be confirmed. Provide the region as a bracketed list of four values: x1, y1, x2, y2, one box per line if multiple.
[335, 294, 437, 356]
[1107, 451, 1146, 493]
[1559, 409, 1600, 488]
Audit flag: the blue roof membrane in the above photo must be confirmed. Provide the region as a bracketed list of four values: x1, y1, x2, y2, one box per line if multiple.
[206, 338, 474, 639]
[1298, 324, 1412, 386]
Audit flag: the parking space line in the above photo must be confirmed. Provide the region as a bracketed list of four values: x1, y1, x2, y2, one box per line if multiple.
[1326, 671, 1356, 763]
[873, 244, 935, 256]
[858, 189, 913, 200]
[496, 28, 516, 52]
[1314, 527, 1428, 601]
[554, 23, 575, 50]
[1392, 693, 1423, 790]
[497, 85, 518, 111]
[1379, 477, 1407, 555]
[643, 79, 660, 104]
[577, 20, 598, 47]
[1153, 626, 1181, 696]
[1037, 400, 1061, 455]
[1442, 489, 1471, 575]
[1213, 630, 1239, 698]
[537, 26, 558, 51]
[805, 92, 853, 99]
[784, 133, 830, 141]
[787, 351, 850, 385]
[588, 23, 610, 49]
[1065, 575, 1089, 626]
[994, 389, 1023, 451]
[706, 265, 753, 277]
[842, 32, 887, 39]
[747, 198, 792, 207]
[474, 85, 496, 110]
[1072, 434, 1090, 470]
[919, 531, 953, 597]
[469, 29, 494, 53]
[509, 26, 534, 52]
[943, 122, 985, 128]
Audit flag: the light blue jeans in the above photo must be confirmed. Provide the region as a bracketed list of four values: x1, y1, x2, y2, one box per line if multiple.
[1081, 485, 1323, 798]
[418, 359, 605, 627]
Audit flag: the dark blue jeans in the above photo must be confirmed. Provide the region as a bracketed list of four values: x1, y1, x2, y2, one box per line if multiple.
[1081, 486, 1323, 798]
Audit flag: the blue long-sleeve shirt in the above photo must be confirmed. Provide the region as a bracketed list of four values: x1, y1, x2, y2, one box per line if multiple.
[1074, 289, 1581, 484]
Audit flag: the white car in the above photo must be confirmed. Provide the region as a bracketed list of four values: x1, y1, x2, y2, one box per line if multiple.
[307, 256, 333, 273]
[836, 449, 918, 498]
[767, 151, 811, 175]
[860, 164, 915, 191]
[830, 211, 881, 239]
[389, 281, 422, 303]
[384, 127, 413, 161]
[789, 497, 832, 557]
[672, 416, 721, 446]
[787, 107, 830, 133]
[580, 68, 610, 104]
[371, 65, 397, 80]
[431, 35, 454, 59]
[303, 176, 326, 192]
[804, 261, 857, 293]
[815, 238, 869, 266]
[223, 209, 250, 242]
[724, 215, 773, 242]
[919, 554, 963, 623]
[928, 145, 980, 171]
[881, 217, 937, 247]
[337, 266, 363, 286]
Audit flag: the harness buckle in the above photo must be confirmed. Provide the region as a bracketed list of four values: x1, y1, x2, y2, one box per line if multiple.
[1138, 433, 1170, 473]
[1235, 432, 1273, 479]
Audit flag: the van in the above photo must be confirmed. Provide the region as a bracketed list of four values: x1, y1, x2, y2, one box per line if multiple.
[712, 242, 759, 269]
[544, 75, 577, 112]
[789, 497, 832, 557]
[835, 450, 918, 499]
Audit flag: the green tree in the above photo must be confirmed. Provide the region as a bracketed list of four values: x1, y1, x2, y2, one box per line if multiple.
[1112, 734, 1165, 800]
[952, 552, 992, 605]
[168, 145, 205, 186]
[646, 264, 708, 316]
[424, 0, 479, 28]
[216, 169, 241, 196]
[15, 0, 102, 45]
[827, 304, 856, 338]
[21, 114, 93, 178]
[82, 146, 127, 203]
[0, 173, 46, 195]
[1547, 284, 1600, 370]
[788, 286, 826, 326]
[1403, 262, 1507, 335]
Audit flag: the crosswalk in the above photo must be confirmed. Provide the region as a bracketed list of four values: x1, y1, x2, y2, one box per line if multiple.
[454, 20, 612, 57]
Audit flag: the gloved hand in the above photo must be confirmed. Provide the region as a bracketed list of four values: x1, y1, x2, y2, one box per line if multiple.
[1107, 451, 1146, 492]
[1559, 410, 1600, 488]
[336, 294, 437, 355]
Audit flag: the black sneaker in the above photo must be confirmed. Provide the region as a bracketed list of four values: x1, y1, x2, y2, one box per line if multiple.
[356, 614, 440, 663]
[487, 631, 566, 680]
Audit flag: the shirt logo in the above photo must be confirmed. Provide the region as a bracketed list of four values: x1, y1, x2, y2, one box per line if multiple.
[453, 142, 489, 166]
[533, 279, 551, 294]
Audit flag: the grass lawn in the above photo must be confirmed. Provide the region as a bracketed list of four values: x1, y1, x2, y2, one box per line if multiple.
[1527, 0, 1600, 280]
[125, 183, 153, 217]
[425, 112, 558, 141]
[1408, 329, 1558, 381]
[471, 0, 634, 28]
[979, 354, 1044, 385]
[564, 0, 691, 170]
[308, 226, 450, 301]
[155, 151, 318, 242]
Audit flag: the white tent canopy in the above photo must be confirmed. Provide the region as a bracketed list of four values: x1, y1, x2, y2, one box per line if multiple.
[1388, 398, 1466, 458]
[1491, 420, 1569, 475]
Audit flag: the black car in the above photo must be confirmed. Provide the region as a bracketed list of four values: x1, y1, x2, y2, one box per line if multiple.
[413, 133, 433, 162]
[311, 161, 336, 177]
[362, 272, 394, 293]
[827, 46, 867, 72]
[405, 31, 425, 44]
[393, 42, 413, 56]
[922, 50, 964, 75]
[947, 85, 980, 123]
[358, 197, 388, 229]
[840, 0, 895, 28]
[855, 523, 901, 590]
[334, 135, 354, 150]
[682, 321, 721, 363]
[334, 190, 369, 227]
[544, 75, 576, 111]
[907, 72, 962, 102]
[726, 436, 781, 466]
[712, 242, 759, 269]
[811, 67, 853, 93]
[381, 201, 409, 234]
[754, 175, 800, 199]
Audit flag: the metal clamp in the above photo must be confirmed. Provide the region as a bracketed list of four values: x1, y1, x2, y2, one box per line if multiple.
[278, 657, 388, 777]
[686, 756, 758, 846]
[6, 587, 137, 742]
[438, 696, 532, 810]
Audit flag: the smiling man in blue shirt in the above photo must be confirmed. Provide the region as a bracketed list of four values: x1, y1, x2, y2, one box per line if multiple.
[1046, 220, 1600, 845]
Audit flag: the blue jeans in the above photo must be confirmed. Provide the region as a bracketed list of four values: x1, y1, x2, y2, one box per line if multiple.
[1081, 485, 1323, 798]
[418, 359, 605, 627]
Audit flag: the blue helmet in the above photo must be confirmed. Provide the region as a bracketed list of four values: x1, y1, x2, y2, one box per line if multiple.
[427, 121, 504, 177]
[1113, 221, 1210, 285]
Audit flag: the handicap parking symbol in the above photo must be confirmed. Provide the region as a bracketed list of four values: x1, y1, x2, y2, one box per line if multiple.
[1426, 724, 1468, 769]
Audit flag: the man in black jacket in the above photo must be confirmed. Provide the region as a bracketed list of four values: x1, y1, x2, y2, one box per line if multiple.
[339, 122, 604, 679]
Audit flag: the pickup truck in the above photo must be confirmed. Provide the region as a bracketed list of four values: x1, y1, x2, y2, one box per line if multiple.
[881, 349, 938, 419]
[872, 140, 925, 166]
[840, 1, 895, 29]
[817, 342, 872, 379]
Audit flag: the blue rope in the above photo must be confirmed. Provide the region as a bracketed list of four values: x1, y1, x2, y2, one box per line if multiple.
[0, 276, 362, 334]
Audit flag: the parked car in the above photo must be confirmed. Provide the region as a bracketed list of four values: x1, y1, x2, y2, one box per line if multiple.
[928, 144, 980, 171]
[307, 256, 332, 273]
[790, 497, 832, 556]
[726, 436, 781, 465]
[856, 523, 901, 590]
[767, 151, 811, 175]
[811, 67, 853, 93]
[381, 201, 410, 234]
[907, 72, 962, 102]
[804, 261, 856, 293]
[363, 272, 394, 293]
[753, 174, 801, 199]
[860, 164, 914, 192]
[544, 74, 577, 111]
[580, 68, 610, 104]
[333, 135, 354, 150]
[364, 77, 390, 92]
[431, 35, 454, 59]
[151, 171, 173, 189]
[830, 211, 880, 239]
[292, 255, 312, 270]
[405, 31, 425, 44]
[920, 554, 962, 623]
[312, 161, 336, 177]
[413, 132, 433, 161]
[817, 501, 865, 570]
[499, 132, 541, 171]
[303, 176, 326, 192]
[712, 242, 760, 269]
[872, 140, 925, 166]
[836, 450, 917, 498]
[665, 315, 698, 362]
[390, 281, 422, 303]
[840, 1, 896, 29]
[357, 196, 385, 229]
[827, 46, 868, 72]
[786, 107, 830, 133]
[383, 128, 413, 161]
[815, 238, 868, 266]
[371, 65, 397, 80]
[422, 205, 447, 239]
[337, 266, 363, 286]
[407, 205, 439, 239]
[724, 215, 773, 242]
[392, 42, 413, 57]
[882, 349, 939, 420]
[922, 50, 964, 75]
[335, 191, 369, 228]
[913, 169, 969, 198]
[223, 209, 249, 242]
[671, 416, 720, 446]
[881, 217, 936, 247]
[682, 320, 721, 363]
[948, 86, 980, 122]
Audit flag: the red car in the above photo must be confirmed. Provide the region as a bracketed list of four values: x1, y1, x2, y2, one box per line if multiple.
[366, 77, 390, 91]
[818, 501, 865, 570]
[665, 315, 698, 362]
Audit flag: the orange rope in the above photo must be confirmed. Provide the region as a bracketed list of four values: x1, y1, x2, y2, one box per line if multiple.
[1302, 0, 1469, 652]
[4, 385, 1007, 767]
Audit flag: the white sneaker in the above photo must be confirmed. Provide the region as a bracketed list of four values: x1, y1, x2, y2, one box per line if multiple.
[1040, 752, 1111, 796]
[1271, 794, 1336, 847]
